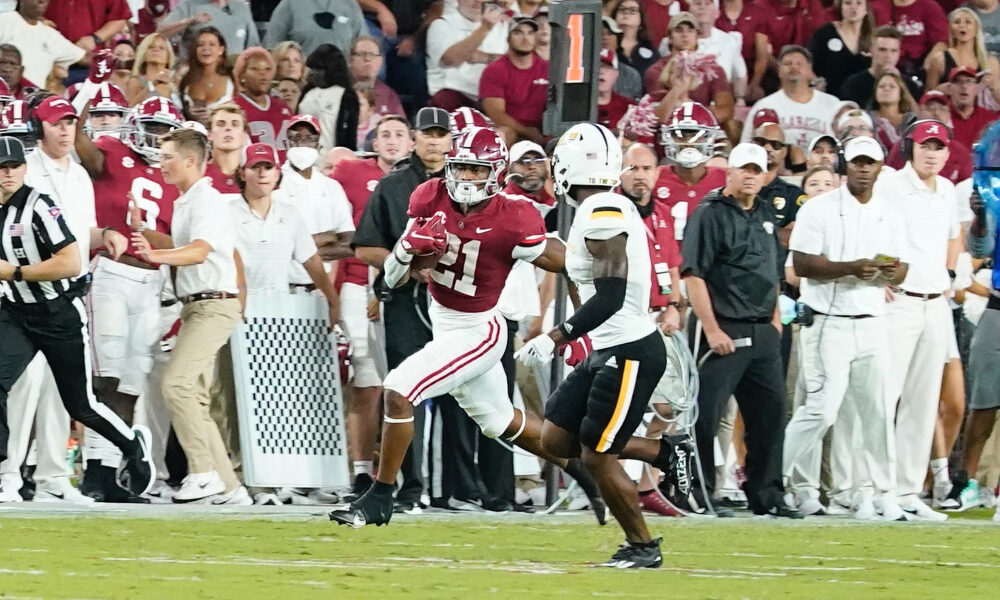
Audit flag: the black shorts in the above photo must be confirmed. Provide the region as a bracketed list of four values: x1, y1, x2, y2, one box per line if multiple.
[545, 331, 666, 454]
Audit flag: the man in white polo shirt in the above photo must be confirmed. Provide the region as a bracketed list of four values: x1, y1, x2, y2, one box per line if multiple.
[273, 115, 355, 293]
[879, 119, 961, 521]
[783, 136, 907, 521]
[231, 143, 339, 319]
[132, 127, 249, 506]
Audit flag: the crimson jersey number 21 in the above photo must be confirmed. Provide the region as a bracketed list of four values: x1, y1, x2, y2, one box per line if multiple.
[431, 233, 480, 296]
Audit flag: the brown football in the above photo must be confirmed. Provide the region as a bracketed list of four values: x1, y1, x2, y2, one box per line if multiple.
[410, 252, 442, 272]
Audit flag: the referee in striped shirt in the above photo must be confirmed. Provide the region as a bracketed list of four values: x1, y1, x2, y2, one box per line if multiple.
[0, 137, 155, 496]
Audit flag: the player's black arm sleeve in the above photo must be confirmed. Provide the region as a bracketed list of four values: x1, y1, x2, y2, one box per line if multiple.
[556, 233, 628, 340]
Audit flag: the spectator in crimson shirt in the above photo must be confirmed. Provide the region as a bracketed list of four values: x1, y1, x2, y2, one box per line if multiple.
[479, 16, 549, 146]
[947, 65, 1000, 147]
[641, 0, 686, 51]
[762, 0, 829, 53]
[597, 48, 635, 134]
[349, 36, 406, 117]
[44, 0, 131, 56]
[644, 13, 734, 126]
[891, 0, 948, 76]
[0, 44, 39, 99]
[716, 0, 771, 103]
[885, 90, 974, 185]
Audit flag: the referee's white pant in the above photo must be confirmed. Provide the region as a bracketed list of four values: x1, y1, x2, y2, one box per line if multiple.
[885, 294, 953, 500]
[0, 355, 70, 488]
[784, 314, 895, 502]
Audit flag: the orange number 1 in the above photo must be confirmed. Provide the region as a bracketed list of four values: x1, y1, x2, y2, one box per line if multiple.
[565, 13, 585, 83]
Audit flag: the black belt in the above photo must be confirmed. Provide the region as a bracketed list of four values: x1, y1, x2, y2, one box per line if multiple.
[902, 291, 942, 300]
[813, 310, 874, 320]
[161, 299, 178, 308]
[718, 316, 771, 324]
[180, 291, 237, 304]
[289, 283, 317, 292]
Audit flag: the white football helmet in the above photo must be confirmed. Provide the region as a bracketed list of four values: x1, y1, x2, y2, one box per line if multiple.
[661, 101, 720, 168]
[551, 122, 623, 206]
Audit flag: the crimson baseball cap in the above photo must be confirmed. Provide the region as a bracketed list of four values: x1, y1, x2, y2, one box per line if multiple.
[948, 66, 978, 82]
[287, 114, 320, 133]
[907, 120, 950, 146]
[35, 97, 77, 123]
[752, 108, 780, 129]
[920, 89, 951, 107]
[241, 143, 279, 168]
[599, 47, 618, 69]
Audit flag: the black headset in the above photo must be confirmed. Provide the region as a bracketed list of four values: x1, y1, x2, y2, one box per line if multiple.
[901, 118, 953, 161]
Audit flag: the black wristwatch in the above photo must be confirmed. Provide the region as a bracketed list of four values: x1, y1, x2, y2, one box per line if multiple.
[667, 301, 680, 310]
[13, 266, 22, 282]
[91, 33, 102, 46]
[948, 269, 957, 280]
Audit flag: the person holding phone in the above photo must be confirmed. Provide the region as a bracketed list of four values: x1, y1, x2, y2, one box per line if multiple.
[782, 136, 908, 520]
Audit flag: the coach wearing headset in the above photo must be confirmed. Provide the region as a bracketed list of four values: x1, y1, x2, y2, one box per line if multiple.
[879, 120, 961, 522]
[782, 136, 907, 520]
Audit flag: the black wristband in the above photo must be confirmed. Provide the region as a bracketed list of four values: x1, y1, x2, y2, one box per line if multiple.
[13, 266, 22, 282]
[667, 301, 680, 310]
[948, 269, 957, 280]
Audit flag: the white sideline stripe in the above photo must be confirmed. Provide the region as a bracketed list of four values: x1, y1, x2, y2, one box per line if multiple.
[0, 568, 46, 575]
[103, 556, 568, 575]
[664, 549, 1000, 570]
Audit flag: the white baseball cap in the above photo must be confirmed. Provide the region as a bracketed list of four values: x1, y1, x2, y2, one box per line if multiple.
[728, 143, 768, 171]
[509, 140, 546, 163]
[843, 136, 884, 162]
[836, 109, 874, 131]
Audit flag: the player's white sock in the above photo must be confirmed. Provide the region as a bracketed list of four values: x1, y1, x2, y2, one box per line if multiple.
[83, 427, 124, 469]
[354, 461, 373, 477]
[930, 458, 950, 485]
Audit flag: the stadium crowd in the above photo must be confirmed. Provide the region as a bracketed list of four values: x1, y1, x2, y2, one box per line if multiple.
[0, 0, 998, 531]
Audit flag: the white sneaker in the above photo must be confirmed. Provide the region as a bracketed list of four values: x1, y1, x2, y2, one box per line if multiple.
[173, 471, 225, 503]
[143, 480, 176, 504]
[254, 492, 282, 505]
[875, 497, 905, 522]
[0, 479, 23, 503]
[33, 479, 95, 506]
[286, 488, 316, 505]
[932, 481, 954, 509]
[853, 499, 876, 520]
[208, 486, 252, 506]
[796, 497, 827, 516]
[900, 498, 948, 521]
[308, 488, 340, 504]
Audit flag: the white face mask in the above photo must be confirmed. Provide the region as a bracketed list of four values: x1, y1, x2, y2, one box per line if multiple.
[287, 146, 319, 170]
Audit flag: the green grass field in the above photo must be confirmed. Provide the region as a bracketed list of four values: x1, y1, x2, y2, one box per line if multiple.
[1, 507, 998, 599]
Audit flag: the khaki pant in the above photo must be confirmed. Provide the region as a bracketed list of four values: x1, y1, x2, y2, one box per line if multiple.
[162, 298, 241, 491]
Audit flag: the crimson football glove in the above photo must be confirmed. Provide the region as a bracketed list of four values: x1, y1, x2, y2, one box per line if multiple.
[88, 49, 114, 84]
[559, 335, 593, 367]
[401, 213, 447, 256]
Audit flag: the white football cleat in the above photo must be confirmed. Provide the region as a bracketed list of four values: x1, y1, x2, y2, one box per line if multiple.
[208, 485, 252, 506]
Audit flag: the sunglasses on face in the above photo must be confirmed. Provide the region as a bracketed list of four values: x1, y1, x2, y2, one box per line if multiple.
[753, 137, 787, 151]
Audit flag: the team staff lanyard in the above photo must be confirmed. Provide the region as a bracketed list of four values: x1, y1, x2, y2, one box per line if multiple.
[643, 212, 672, 296]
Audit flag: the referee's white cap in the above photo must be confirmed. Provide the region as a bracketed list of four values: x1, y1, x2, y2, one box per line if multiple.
[0, 136, 26, 166]
[843, 136, 884, 162]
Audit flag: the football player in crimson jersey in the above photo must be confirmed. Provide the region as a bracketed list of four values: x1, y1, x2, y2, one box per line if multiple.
[330, 114, 413, 501]
[654, 101, 728, 244]
[232, 47, 292, 158]
[73, 93, 183, 503]
[0, 100, 38, 151]
[84, 82, 128, 140]
[204, 103, 248, 196]
[330, 126, 609, 527]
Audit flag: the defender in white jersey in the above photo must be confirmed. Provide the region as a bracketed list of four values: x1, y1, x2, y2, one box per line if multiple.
[517, 123, 669, 569]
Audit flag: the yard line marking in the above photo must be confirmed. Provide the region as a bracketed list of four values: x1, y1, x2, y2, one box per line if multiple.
[0, 568, 46, 575]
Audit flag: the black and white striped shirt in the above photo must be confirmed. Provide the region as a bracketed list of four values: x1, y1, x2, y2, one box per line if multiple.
[0, 185, 76, 304]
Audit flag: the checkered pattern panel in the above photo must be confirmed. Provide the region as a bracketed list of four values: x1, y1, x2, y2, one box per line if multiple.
[239, 316, 346, 456]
